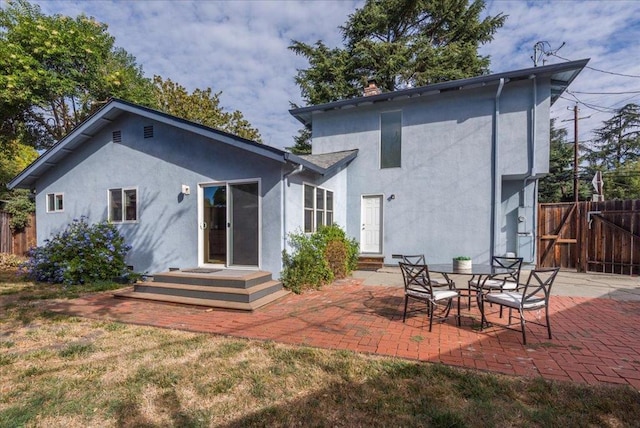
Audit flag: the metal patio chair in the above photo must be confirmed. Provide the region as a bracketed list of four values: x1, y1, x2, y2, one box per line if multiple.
[468, 256, 523, 311]
[401, 254, 449, 287]
[479, 267, 560, 345]
[399, 262, 460, 332]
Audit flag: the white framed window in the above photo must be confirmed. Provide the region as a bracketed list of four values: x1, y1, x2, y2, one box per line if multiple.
[46, 193, 64, 213]
[380, 110, 402, 169]
[303, 184, 334, 233]
[108, 188, 137, 223]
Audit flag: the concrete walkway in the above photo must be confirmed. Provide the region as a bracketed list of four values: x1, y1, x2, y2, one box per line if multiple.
[355, 268, 640, 301]
[44, 269, 640, 390]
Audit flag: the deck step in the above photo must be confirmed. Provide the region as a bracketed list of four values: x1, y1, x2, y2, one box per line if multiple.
[114, 289, 290, 311]
[133, 280, 283, 303]
[153, 270, 272, 288]
[115, 269, 288, 311]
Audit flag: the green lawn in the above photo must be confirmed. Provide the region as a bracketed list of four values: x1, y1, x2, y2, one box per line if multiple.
[1, 272, 639, 427]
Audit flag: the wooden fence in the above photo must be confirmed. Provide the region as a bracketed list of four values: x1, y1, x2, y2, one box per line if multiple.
[0, 212, 36, 256]
[538, 200, 640, 275]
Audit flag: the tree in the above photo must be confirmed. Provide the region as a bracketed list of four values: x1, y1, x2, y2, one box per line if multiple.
[152, 76, 262, 142]
[0, 0, 155, 150]
[584, 104, 640, 170]
[583, 103, 640, 200]
[539, 120, 573, 202]
[601, 161, 640, 200]
[288, 0, 506, 153]
[538, 119, 592, 202]
[286, 127, 312, 155]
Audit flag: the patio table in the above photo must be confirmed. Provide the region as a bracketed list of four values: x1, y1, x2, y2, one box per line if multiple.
[428, 264, 514, 309]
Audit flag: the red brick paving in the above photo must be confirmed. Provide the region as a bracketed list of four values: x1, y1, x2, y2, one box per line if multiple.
[44, 278, 640, 389]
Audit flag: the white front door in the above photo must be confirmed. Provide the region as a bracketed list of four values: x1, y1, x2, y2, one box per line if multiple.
[361, 195, 382, 253]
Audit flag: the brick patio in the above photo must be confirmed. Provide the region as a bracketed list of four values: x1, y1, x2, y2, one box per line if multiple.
[44, 277, 640, 390]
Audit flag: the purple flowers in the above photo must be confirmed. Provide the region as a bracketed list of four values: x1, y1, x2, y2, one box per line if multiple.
[20, 216, 132, 285]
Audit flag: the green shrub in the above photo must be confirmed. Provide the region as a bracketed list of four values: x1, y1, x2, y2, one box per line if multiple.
[4, 189, 35, 231]
[313, 224, 359, 272]
[281, 224, 359, 293]
[20, 217, 133, 285]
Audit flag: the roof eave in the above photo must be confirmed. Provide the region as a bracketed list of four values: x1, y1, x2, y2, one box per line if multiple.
[8, 99, 290, 189]
[289, 59, 590, 126]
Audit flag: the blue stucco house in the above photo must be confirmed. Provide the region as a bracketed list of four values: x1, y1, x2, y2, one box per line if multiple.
[9, 59, 588, 282]
[290, 58, 588, 268]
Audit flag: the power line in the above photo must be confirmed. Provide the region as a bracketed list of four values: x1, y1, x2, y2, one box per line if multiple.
[569, 89, 640, 95]
[558, 95, 616, 113]
[551, 53, 640, 78]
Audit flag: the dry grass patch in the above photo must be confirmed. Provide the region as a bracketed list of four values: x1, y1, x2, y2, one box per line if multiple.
[1, 272, 639, 427]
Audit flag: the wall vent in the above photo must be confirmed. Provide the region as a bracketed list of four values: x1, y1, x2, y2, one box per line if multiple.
[143, 125, 154, 139]
[112, 130, 122, 143]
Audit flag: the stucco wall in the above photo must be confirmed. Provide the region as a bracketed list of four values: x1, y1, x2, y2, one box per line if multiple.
[35, 113, 285, 275]
[310, 78, 553, 264]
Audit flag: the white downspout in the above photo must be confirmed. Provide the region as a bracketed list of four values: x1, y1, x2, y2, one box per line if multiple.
[523, 74, 537, 263]
[281, 164, 304, 254]
[491, 78, 505, 261]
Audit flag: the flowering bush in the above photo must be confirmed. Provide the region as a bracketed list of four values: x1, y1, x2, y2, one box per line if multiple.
[281, 224, 359, 293]
[21, 217, 132, 285]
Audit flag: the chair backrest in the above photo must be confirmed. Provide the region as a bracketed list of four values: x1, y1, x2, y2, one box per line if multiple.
[521, 267, 560, 304]
[399, 262, 432, 293]
[402, 254, 426, 265]
[492, 256, 524, 282]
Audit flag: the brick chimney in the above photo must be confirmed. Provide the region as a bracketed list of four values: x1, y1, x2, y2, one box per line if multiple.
[364, 79, 381, 96]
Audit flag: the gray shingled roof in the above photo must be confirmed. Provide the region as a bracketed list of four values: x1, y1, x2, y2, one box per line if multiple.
[297, 150, 359, 170]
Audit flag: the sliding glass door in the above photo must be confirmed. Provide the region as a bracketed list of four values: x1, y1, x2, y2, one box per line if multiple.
[200, 181, 259, 267]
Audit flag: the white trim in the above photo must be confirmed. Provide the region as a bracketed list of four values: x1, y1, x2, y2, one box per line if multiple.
[360, 194, 384, 254]
[107, 187, 139, 224]
[301, 181, 335, 233]
[197, 179, 262, 270]
[197, 181, 226, 270]
[45, 192, 64, 213]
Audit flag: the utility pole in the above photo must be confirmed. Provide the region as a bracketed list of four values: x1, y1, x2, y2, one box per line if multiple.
[572, 104, 581, 271]
[573, 104, 579, 202]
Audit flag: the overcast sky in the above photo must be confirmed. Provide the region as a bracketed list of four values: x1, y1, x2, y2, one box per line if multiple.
[30, 0, 640, 149]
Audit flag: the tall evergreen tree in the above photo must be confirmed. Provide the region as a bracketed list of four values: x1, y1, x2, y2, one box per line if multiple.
[539, 120, 573, 202]
[584, 103, 640, 170]
[583, 103, 640, 200]
[288, 0, 506, 153]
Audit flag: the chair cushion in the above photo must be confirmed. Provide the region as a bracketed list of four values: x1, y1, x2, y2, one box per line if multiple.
[483, 280, 519, 290]
[485, 292, 546, 309]
[478, 279, 503, 288]
[501, 281, 519, 290]
[407, 288, 458, 301]
[406, 288, 431, 299]
[432, 289, 459, 301]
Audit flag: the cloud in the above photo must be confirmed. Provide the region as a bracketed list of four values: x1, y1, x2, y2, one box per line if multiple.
[481, 0, 640, 144]
[31, 0, 640, 149]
